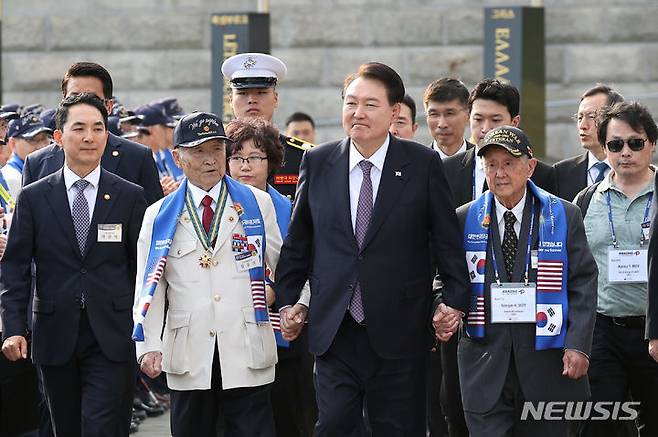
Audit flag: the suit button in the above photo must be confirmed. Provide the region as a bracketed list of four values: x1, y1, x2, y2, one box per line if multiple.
[347, 284, 353, 290]
[358, 255, 363, 260]
[80, 268, 87, 274]
[209, 329, 216, 337]
[213, 295, 220, 302]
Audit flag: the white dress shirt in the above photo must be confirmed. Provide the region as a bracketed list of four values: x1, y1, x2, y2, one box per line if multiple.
[432, 139, 467, 161]
[494, 189, 527, 243]
[349, 137, 389, 231]
[187, 180, 223, 218]
[587, 151, 611, 186]
[474, 155, 486, 199]
[63, 164, 101, 220]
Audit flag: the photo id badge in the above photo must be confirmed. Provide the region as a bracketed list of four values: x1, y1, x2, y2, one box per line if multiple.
[97, 224, 122, 242]
[608, 247, 648, 283]
[234, 235, 264, 272]
[490, 282, 537, 323]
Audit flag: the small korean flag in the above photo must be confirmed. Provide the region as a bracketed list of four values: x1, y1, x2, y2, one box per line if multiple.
[466, 251, 486, 283]
[536, 304, 563, 336]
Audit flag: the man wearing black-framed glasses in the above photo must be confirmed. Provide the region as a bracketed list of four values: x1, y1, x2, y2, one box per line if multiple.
[577, 101, 658, 437]
[553, 84, 624, 203]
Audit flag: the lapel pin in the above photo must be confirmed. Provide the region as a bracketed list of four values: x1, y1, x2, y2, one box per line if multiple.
[112, 150, 119, 157]
[395, 171, 402, 177]
[103, 194, 111, 200]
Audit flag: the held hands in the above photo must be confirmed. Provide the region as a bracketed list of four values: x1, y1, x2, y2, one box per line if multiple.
[433, 303, 463, 342]
[280, 304, 308, 341]
[649, 339, 658, 363]
[2, 335, 28, 361]
[562, 349, 589, 379]
[140, 351, 163, 379]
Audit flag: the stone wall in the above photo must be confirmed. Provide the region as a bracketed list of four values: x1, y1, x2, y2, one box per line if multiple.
[3, 0, 658, 160]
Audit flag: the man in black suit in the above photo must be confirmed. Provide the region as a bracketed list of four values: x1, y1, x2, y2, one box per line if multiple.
[439, 126, 597, 436]
[553, 84, 624, 202]
[443, 79, 556, 207]
[22, 62, 163, 205]
[274, 62, 470, 436]
[424, 77, 474, 160]
[0, 93, 147, 437]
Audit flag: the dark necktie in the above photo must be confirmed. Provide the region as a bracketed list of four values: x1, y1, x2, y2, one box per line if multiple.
[72, 179, 91, 255]
[349, 160, 374, 323]
[502, 211, 518, 280]
[201, 195, 214, 235]
[593, 161, 609, 183]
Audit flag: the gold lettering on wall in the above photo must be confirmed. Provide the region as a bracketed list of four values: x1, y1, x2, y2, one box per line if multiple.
[494, 28, 511, 83]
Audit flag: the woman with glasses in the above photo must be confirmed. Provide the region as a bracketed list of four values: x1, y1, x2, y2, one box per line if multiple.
[225, 118, 317, 437]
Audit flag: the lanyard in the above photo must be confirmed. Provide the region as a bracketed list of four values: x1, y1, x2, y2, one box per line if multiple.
[472, 164, 476, 200]
[605, 190, 653, 247]
[490, 198, 536, 286]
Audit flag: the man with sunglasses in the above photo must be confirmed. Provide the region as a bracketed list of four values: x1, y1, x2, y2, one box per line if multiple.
[577, 101, 658, 437]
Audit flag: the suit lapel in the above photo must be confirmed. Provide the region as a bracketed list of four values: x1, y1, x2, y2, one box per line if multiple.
[360, 136, 410, 252]
[461, 148, 476, 203]
[326, 138, 357, 249]
[84, 170, 118, 257]
[46, 146, 65, 177]
[100, 134, 121, 174]
[45, 170, 81, 258]
[577, 153, 589, 187]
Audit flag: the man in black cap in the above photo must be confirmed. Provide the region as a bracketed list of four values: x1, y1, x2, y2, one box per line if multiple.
[135, 111, 284, 437]
[437, 125, 597, 436]
[222, 53, 314, 199]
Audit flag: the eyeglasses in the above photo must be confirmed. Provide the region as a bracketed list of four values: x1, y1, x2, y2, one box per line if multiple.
[228, 156, 268, 165]
[572, 112, 597, 123]
[605, 138, 647, 153]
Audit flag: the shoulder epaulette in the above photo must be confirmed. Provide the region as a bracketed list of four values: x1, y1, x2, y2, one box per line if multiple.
[283, 135, 315, 151]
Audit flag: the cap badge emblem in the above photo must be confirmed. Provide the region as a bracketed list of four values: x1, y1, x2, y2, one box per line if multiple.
[243, 57, 257, 69]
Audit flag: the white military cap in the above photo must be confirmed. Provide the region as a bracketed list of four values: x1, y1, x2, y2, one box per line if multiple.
[221, 53, 287, 89]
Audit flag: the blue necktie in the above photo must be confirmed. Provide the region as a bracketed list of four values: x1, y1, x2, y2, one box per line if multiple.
[593, 161, 609, 183]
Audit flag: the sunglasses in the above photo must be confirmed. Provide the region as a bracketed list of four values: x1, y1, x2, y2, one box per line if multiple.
[605, 138, 647, 153]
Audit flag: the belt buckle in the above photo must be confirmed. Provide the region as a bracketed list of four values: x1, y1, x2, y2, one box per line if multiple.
[611, 317, 627, 327]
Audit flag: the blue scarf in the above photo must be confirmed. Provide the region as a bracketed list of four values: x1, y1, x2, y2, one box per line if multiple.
[133, 175, 269, 341]
[463, 180, 569, 350]
[266, 185, 292, 347]
[163, 148, 185, 182]
[6, 154, 23, 174]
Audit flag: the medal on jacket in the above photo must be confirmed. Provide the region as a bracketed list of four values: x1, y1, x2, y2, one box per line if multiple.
[184, 182, 228, 268]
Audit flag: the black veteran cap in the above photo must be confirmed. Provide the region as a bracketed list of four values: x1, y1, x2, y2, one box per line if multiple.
[221, 53, 287, 89]
[173, 112, 231, 148]
[477, 126, 533, 159]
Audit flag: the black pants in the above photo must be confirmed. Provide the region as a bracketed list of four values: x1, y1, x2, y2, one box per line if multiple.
[314, 315, 426, 437]
[580, 314, 658, 437]
[464, 355, 569, 437]
[38, 311, 135, 437]
[169, 347, 275, 437]
[427, 347, 448, 436]
[0, 349, 39, 436]
[271, 328, 318, 437]
[440, 334, 469, 437]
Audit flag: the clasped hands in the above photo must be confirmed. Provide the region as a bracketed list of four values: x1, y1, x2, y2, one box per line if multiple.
[433, 303, 463, 342]
[279, 304, 308, 341]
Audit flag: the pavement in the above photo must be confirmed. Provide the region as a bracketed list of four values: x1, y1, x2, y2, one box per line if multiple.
[133, 411, 171, 436]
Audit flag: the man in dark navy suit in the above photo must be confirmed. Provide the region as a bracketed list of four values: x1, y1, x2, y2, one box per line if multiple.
[1, 93, 147, 437]
[22, 62, 163, 205]
[275, 62, 470, 436]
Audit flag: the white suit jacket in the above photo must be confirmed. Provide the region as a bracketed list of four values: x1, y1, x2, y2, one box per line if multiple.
[134, 184, 283, 391]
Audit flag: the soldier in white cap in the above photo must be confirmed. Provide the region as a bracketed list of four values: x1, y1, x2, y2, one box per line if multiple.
[222, 53, 315, 200]
[222, 52, 318, 437]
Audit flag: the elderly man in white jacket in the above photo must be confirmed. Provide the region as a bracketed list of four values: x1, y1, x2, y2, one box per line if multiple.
[133, 112, 306, 437]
